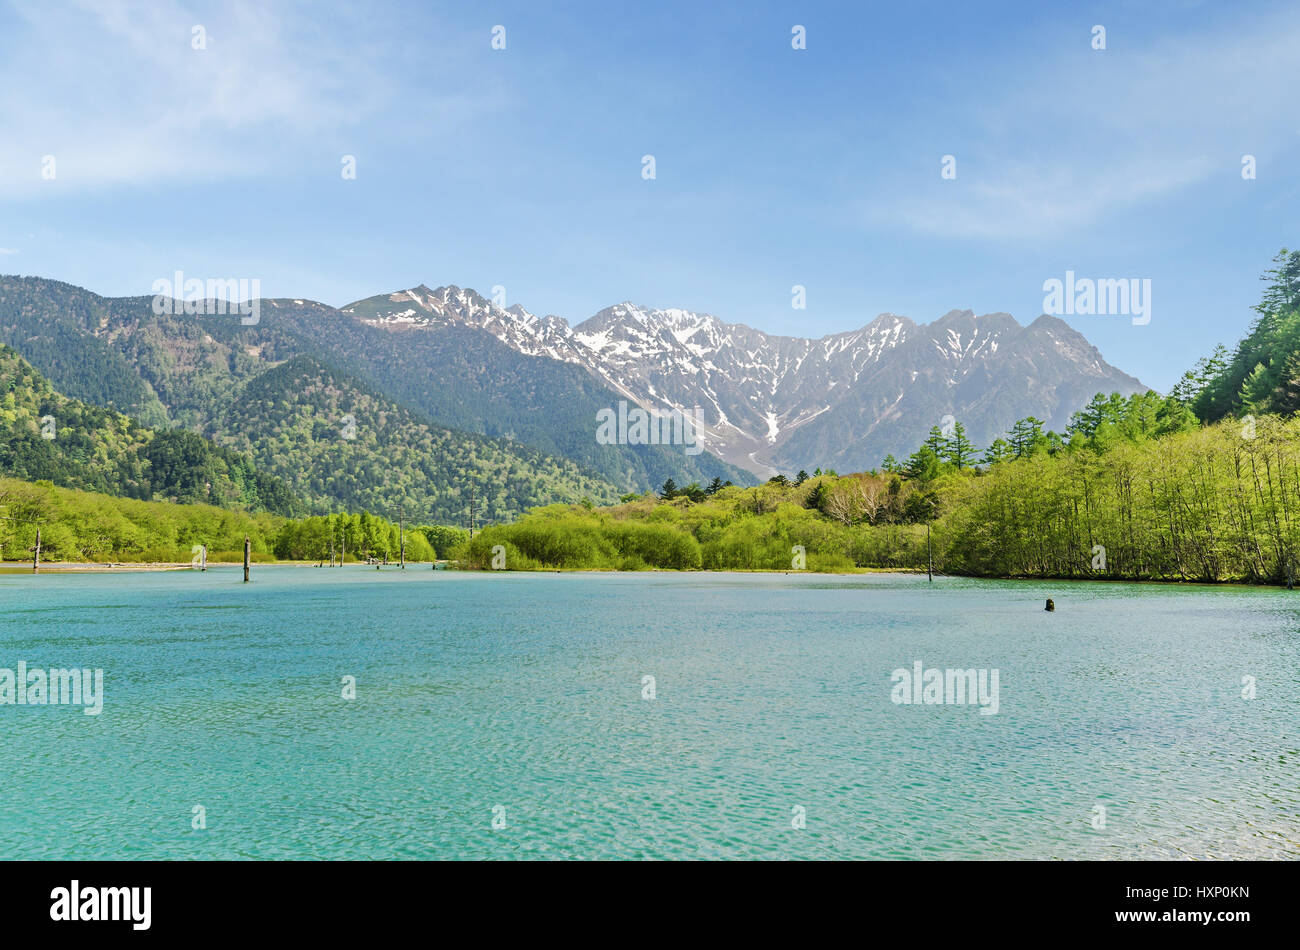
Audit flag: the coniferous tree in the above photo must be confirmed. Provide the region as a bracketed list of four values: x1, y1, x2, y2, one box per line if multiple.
[905, 445, 941, 482]
[943, 422, 976, 469]
[1007, 417, 1047, 458]
[980, 438, 1014, 467]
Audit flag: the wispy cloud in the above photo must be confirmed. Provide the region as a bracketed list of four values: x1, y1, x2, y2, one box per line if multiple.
[873, 8, 1300, 240]
[0, 0, 490, 197]
[0, 248, 18, 255]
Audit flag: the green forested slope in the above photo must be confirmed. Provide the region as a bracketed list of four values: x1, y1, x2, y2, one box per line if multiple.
[216, 354, 622, 523]
[0, 277, 753, 496]
[1189, 249, 1300, 420]
[0, 345, 297, 515]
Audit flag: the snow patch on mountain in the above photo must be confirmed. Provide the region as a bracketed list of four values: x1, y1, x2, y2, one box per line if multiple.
[341, 286, 1145, 476]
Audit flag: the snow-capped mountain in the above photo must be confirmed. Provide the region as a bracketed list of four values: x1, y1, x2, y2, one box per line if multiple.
[343, 285, 1146, 475]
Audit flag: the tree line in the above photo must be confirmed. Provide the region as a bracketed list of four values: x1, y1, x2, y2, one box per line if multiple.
[0, 477, 465, 565]
[456, 249, 1300, 583]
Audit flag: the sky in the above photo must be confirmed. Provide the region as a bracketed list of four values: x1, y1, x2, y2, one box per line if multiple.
[1, 0, 1298, 392]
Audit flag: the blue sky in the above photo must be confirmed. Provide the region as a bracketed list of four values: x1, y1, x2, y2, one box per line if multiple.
[1, 0, 1297, 392]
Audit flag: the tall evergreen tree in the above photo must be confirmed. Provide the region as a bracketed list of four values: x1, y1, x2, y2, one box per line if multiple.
[1007, 417, 1047, 458]
[980, 438, 1014, 467]
[943, 421, 976, 469]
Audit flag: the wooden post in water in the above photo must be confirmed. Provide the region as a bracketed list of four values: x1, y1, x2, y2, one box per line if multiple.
[243, 536, 251, 583]
[340, 531, 345, 567]
[200, 544, 207, 571]
[399, 504, 405, 570]
[926, 522, 933, 582]
[32, 528, 40, 574]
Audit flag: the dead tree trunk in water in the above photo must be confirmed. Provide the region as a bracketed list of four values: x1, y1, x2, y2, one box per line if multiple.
[32, 528, 40, 574]
[243, 536, 251, 583]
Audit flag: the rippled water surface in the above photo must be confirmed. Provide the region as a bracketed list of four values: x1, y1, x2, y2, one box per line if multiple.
[1, 568, 1297, 859]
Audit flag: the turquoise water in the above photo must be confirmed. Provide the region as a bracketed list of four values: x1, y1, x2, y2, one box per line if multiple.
[1, 568, 1297, 859]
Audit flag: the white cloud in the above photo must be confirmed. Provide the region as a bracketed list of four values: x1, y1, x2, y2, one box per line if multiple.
[0, 0, 489, 197]
[874, 9, 1300, 240]
[0, 248, 18, 254]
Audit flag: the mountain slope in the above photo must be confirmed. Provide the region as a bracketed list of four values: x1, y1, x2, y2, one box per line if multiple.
[216, 354, 622, 523]
[0, 273, 1143, 488]
[0, 277, 752, 496]
[277, 294, 752, 490]
[0, 344, 297, 514]
[1190, 249, 1300, 421]
[348, 287, 1147, 474]
[0, 278, 170, 426]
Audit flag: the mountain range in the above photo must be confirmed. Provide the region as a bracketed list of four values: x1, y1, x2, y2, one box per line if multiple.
[346, 285, 1147, 473]
[0, 274, 1146, 524]
[0, 277, 750, 523]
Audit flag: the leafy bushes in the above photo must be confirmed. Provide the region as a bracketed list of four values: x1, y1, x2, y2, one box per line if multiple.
[457, 511, 703, 570]
[452, 488, 921, 573]
[0, 477, 443, 564]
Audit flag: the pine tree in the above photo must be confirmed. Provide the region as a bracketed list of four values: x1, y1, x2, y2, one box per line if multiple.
[1067, 393, 1112, 442]
[1239, 362, 1273, 413]
[1255, 248, 1300, 317]
[1271, 348, 1300, 414]
[1008, 417, 1046, 458]
[905, 446, 941, 482]
[980, 438, 1014, 466]
[944, 421, 976, 469]
[922, 425, 947, 457]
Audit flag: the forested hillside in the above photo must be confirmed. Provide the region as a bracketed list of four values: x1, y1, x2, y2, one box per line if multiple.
[1186, 249, 1300, 420]
[0, 278, 752, 497]
[0, 280, 169, 425]
[216, 354, 622, 523]
[0, 346, 297, 515]
[271, 300, 755, 490]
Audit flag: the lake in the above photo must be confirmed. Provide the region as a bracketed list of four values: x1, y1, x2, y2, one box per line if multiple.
[1, 568, 1297, 859]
